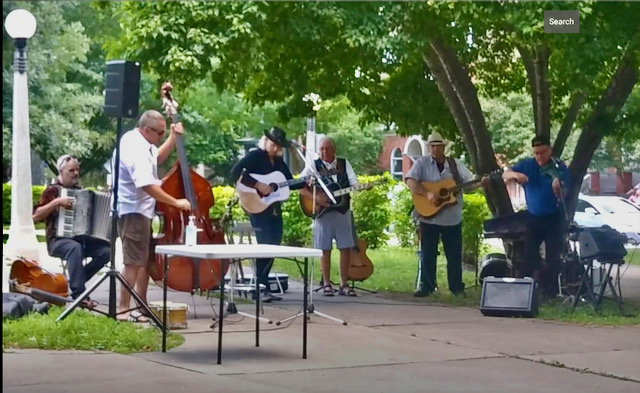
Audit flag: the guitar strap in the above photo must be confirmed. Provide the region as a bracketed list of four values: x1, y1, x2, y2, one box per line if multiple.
[446, 157, 463, 187]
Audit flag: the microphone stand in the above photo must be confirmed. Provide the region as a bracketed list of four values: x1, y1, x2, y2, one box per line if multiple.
[275, 141, 347, 326]
[291, 141, 336, 205]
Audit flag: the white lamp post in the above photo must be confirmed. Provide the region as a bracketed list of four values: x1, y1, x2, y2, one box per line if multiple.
[4, 9, 40, 262]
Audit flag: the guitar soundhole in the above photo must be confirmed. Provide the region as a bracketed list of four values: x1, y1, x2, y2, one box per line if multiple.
[439, 189, 448, 198]
[270, 183, 278, 192]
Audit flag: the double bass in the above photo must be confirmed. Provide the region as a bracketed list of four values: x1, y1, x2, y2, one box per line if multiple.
[148, 82, 228, 292]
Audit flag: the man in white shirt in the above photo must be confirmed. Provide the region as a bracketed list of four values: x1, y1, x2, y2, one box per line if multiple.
[117, 109, 190, 322]
[299, 136, 368, 297]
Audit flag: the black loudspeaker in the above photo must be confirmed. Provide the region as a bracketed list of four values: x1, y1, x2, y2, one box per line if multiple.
[104, 60, 141, 118]
[578, 226, 627, 261]
[480, 277, 538, 317]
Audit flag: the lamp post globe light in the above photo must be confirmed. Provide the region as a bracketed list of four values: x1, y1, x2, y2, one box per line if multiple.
[4, 9, 40, 262]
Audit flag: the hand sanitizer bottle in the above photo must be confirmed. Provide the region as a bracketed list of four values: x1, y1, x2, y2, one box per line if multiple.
[185, 215, 197, 246]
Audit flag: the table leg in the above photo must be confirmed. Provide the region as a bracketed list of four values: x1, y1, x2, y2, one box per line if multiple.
[303, 257, 308, 359]
[255, 259, 260, 347]
[218, 260, 224, 365]
[162, 254, 168, 353]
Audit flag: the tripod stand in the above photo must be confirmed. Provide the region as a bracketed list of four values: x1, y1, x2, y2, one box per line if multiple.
[276, 256, 347, 326]
[57, 117, 164, 329]
[215, 198, 272, 325]
[275, 120, 345, 326]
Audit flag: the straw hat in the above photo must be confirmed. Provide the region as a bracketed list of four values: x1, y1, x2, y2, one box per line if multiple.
[425, 132, 446, 146]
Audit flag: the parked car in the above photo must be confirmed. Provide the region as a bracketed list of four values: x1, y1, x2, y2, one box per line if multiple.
[574, 194, 640, 244]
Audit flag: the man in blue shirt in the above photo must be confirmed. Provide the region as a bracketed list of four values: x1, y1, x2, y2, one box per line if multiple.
[503, 135, 570, 298]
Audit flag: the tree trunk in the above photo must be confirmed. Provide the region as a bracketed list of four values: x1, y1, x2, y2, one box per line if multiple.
[566, 52, 639, 219]
[553, 92, 585, 157]
[423, 39, 513, 217]
[518, 45, 551, 139]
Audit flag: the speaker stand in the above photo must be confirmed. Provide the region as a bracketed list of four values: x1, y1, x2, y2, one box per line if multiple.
[56, 117, 164, 330]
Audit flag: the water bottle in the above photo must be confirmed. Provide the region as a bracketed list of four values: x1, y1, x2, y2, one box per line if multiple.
[185, 215, 197, 246]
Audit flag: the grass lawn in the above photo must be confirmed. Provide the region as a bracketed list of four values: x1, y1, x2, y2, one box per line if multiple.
[3, 307, 183, 354]
[624, 247, 640, 266]
[272, 245, 640, 326]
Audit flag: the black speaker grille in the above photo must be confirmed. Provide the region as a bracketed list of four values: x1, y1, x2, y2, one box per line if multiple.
[104, 60, 141, 118]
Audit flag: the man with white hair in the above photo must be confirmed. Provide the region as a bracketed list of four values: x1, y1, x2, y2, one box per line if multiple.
[33, 154, 111, 307]
[299, 136, 368, 297]
[230, 126, 302, 302]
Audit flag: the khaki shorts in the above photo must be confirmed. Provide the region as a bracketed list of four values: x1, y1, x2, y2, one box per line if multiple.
[117, 213, 151, 267]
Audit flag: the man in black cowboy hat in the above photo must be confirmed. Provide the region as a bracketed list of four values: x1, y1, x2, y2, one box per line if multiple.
[230, 126, 301, 302]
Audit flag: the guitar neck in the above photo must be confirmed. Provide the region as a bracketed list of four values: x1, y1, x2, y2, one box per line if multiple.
[448, 178, 481, 193]
[333, 183, 367, 197]
[278, 175, 311, 188]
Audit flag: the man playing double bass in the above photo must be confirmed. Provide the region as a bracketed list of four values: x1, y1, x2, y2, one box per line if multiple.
[116, 109, 190, 322]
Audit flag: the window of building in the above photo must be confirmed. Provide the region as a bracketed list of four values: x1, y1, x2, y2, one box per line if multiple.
[390, 148, 403, 179]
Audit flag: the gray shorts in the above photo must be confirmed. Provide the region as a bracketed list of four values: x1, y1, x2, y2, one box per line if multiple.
[117, 213, 152, 267]
[313, 210, 355, 250]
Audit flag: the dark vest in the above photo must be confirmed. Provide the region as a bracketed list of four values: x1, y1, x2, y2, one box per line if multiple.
[315, 157, 351, 214]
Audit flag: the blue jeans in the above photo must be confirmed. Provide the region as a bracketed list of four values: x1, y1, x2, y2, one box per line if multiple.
[48, 237, 110, 299]
[419, 222, 464, 294]
[249, 206, 283, 291]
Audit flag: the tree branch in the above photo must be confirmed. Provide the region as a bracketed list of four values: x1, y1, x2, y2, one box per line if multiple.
[553, 92, 585, 157]
[517, 44, 550, 138]
[423, 38, 513, 216]
[566, 51, 639, 219]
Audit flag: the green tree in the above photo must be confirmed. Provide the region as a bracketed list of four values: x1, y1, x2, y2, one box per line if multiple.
[105, 1, 639, 217]
[3, 1, 116, 182]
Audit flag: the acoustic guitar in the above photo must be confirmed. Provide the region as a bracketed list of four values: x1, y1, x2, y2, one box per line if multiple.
[236, 168, 335, 214]
[348, 238, 374, 282]
[299, 179, 386, 218]
[411, 169, 502, 218]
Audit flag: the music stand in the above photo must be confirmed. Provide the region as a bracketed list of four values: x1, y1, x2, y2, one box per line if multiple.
[274, 143, 346, 326]
[57, 117, 164, 329]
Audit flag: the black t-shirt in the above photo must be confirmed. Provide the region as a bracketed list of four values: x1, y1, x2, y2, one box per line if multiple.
[230, 149, 302, 190]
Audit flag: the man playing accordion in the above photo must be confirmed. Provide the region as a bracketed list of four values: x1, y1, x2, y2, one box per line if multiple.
[32, 154, 110, 307]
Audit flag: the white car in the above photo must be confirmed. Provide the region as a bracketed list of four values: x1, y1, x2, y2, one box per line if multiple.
[574, 194, 640, 244]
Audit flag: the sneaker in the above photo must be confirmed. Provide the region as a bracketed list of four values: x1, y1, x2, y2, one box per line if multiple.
[413, 290, 432, 298]
[262, 292, 283, 303]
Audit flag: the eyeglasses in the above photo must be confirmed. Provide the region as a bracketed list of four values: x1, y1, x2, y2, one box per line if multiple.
[145, 124, 165, 136]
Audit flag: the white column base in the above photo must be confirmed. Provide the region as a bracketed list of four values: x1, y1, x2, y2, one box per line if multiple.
[4, 224, 40, 262]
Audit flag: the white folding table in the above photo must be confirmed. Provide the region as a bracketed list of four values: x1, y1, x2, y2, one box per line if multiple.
[154, 244, 322, 364]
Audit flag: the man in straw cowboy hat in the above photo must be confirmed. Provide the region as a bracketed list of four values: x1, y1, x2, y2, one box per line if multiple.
[405, 132, 486, 297]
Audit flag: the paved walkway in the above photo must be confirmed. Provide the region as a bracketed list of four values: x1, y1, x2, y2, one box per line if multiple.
[3, 243, 640, 393]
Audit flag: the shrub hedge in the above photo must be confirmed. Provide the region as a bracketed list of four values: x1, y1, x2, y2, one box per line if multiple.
[3, 180, 492, 266]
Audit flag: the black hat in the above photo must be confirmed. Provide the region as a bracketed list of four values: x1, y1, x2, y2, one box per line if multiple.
[263, 126, 290, 148]
[531, 135, 551, 147]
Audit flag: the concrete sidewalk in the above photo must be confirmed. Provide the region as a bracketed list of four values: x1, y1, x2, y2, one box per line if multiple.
[3, 244, 640, 393]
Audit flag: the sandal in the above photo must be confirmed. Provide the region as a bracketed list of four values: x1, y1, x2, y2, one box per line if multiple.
[79, 299, 98, 309]
[338, 286, 357, 297]
[126, 310, 149, 323]
[322, 285, 335, 297]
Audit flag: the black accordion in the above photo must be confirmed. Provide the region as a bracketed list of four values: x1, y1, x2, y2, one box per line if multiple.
[56, 188, 112, 244]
